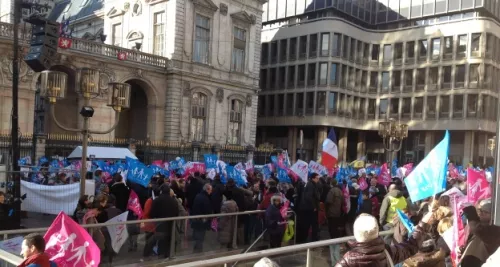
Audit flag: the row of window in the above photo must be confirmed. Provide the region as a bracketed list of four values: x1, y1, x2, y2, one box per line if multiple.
[263, 0, 483, 25]
[190, 93, 245, 144]
[111, 13, 248, 72]
[262, 31, 497, 67]
[257, 92, 498, 121]
[260, 63, 497, 93]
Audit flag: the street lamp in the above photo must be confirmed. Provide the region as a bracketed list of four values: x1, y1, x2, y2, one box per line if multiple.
[40, 69, 131, 196]
[378, 119, 408, 162]
[488, 136, 496, 156]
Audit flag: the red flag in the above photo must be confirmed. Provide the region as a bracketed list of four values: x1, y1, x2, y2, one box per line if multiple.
[127, 190, 143, 218]
[58, 37, 72, 49]
[117, 51, 127, 60]
[322, 129, 338, 169]
[44, 212, 101, 266]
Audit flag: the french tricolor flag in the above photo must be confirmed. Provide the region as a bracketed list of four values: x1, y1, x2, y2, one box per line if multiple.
[322, 128, 338, 169]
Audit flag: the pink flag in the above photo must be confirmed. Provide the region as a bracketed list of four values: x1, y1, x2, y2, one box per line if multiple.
[403, 163, 413, 175]
[44, 212, 101, 267]
[127, 190, 143, 219]
[152, 160, 163, 167]
[280, 200, 290, 220]
[342, 185, 351, 214]
[378, 163, 391, 186]
[467, 168, 491, 203]
[358, 177, 368, 191]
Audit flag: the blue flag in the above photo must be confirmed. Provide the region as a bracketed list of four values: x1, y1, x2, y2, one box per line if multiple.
[126, 157, 154, 187]
[396, 209, 415, 235]
[404, 131, 450, 202]
[356, 191, 363, 213]
[227, 166, 246, 186]
[277, 168, 291, 183]
[391, 159, 398, 177]
[204, 154, 218, 169]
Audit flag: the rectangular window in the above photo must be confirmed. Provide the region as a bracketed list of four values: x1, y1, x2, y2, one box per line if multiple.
[383, 44, 392, 63]
[453, 95, 464, 118]
[194, 14, 210, 64]
[367, 98, 376, 119]
[469, 64, 480, 87]
[261, 43, 269, 65]
[471, 33, 481, 57]
[439, 95, 450, 118]
[350, 38, 356, 61]
[371, 44, 380, 61]
[392, 70, 401, 91]
[299, 36, 307, 58]
[258, 97, 265, 116]
[321, 33, 330, 56]
[427, 96, 436, 119]
[308, 63, 316, 86]
[343, 36, 350, 59]
[381, 72, 390, 91]
[406, 41, 415, 59]
[431, 38, 440, 58]
[389, 98, 399, 119]
[310, 34, 318, 57]
[271, 41, 278, 63]
[278, 67, 286, 88]
[306, 92, 314, 115]
[414, 97, 423, 119]
[317, 92, 326, 114]
[361, 71, 368, 92]
[229, 99, 243, 144]
[298, 65, 305, 86]
[444, 36, 453, 55]
[332, 33, 341, 57]
[379, 98, 388, 119]
[289, 38, 297, 60]
[419, 39, 428, 58]
[232, 27, 246, 72]
[369, 72, 378, 93]
[486, 34, 494, 59]
[359, 98, 366, 118]
[428, 67, 438, 90]
[443, 66, 452, 88]
[269, 68, 276, 89]
[259, 69, 267, 90]
[467, 94, 478, 118]
[286, 93, 294, 115]
[276, 94, 284, 116]
[328, 92, 336, 114]
[191, 93, 207, 141]
[319, 63, 328, 85]
[456, 65, 466, 87]
[404, 69, 413, 90]
[287, 66, 295, 88]
[330, 63, 338, 85]
[416, 68, 425, 90]
[394, 43, 403, 61]
[279, 39, 287, 62]
[112, 23, 122, 46]
[268, 95, 275, 116]
[363, 43, 370, 63]
[457, 35, 467, 56]
[153, 12, 165, 56]
[402, 98, 411, 118]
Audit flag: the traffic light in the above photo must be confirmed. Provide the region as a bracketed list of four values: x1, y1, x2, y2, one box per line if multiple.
[24, 19, 60, 72]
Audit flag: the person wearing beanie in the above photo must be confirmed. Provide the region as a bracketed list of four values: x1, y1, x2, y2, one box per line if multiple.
[335, 210, 434, 267]
[145, 183, 179, 260]
[254, 257, 280, 267]
[265, 194, 286, 248]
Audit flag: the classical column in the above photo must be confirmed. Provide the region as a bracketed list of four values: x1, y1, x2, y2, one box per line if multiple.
[192, 141, 200, 162]
[357, 131, 366, 159]
[338, 129, 348, 163]
[287, 127, 297, 163]
[315, 126, 328, 161]
[424, 132, 435, 155]
[463, 131, 475, 166]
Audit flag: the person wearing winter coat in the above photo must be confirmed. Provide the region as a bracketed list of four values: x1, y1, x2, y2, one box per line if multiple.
[379, 184, 408, 244]
[146, 184, 180, 259]
[218, 193, 239, 249]
[297, 173, 321, 243]
[173, 190, 188, 254]
[265, 194, 286, 248]
[18, 233, 57, 267]
[403, 239, 446, 267]
[211, 175, 226, 214]
[83, 195, 109, 251]
[110, 173, 130, 212]
[325, 180, 343, 239]
[335, 210, 434, 267]
[191, 183, 214, 253]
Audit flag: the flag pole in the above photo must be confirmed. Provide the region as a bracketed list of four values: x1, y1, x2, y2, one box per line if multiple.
[492, 96, 500, 226]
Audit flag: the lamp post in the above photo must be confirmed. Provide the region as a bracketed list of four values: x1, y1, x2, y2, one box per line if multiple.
[40, 69, 131, 196]
[378, 119, 409, 163]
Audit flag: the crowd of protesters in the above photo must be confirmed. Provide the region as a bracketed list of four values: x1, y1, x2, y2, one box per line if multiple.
[57, 163, 500, 267]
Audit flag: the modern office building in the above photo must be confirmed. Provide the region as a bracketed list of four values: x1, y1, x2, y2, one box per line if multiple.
[257, 0, 499, 166]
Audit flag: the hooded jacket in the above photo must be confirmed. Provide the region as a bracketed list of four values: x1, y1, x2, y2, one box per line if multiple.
[379, 189, 407, 225]
[325, 186, 343, 218]
[334, 221, 427, 267]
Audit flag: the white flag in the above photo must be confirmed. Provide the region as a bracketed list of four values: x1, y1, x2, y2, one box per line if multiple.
[106, 211, 129, 253]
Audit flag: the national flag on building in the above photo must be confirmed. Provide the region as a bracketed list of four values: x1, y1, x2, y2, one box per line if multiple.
[58, 15, 73, 49]
[117, 51, 127, 60]
[321, 128, 338, 169]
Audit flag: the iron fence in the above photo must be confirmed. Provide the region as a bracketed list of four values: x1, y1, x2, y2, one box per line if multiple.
[219, 145, 247, 165]
[44, 133, 130, 158]
[0, 133, 33, 165]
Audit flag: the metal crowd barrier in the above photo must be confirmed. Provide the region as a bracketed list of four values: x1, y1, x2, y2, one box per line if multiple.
[0, 209, 297, 265]
[168, 230, 395, 267]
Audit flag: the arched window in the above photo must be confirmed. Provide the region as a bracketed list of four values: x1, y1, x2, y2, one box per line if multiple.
[228, 99, 243, 144]
[191, 92, 207, 141]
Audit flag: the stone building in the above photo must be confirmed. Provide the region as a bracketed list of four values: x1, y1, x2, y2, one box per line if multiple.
[257, 0, 498, 166]
[0, 0, 264, 155]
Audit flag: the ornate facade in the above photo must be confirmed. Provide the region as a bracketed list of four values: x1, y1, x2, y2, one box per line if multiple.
[0, 0, 265, 148]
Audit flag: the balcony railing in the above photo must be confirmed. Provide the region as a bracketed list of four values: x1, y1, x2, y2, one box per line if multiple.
[0, 22, 170, 69]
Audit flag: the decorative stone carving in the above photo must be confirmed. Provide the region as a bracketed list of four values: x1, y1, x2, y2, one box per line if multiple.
[193, 0, 218, 14]
[216, 88, 224, 103]
[132, 1, 142, 16]
[124, 2, 130, 11]
[183, 81, 191, 97]
[126, 30, 144, 41]
[250, 14, 257, 25]
[0, 54, 34, 83]
[246, 94, 252, 107]
[219, 3, 228, 15]
[94, 63, 117, 94]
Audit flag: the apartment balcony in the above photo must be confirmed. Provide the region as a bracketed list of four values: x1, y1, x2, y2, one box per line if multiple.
[0, 22, 170, 69]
